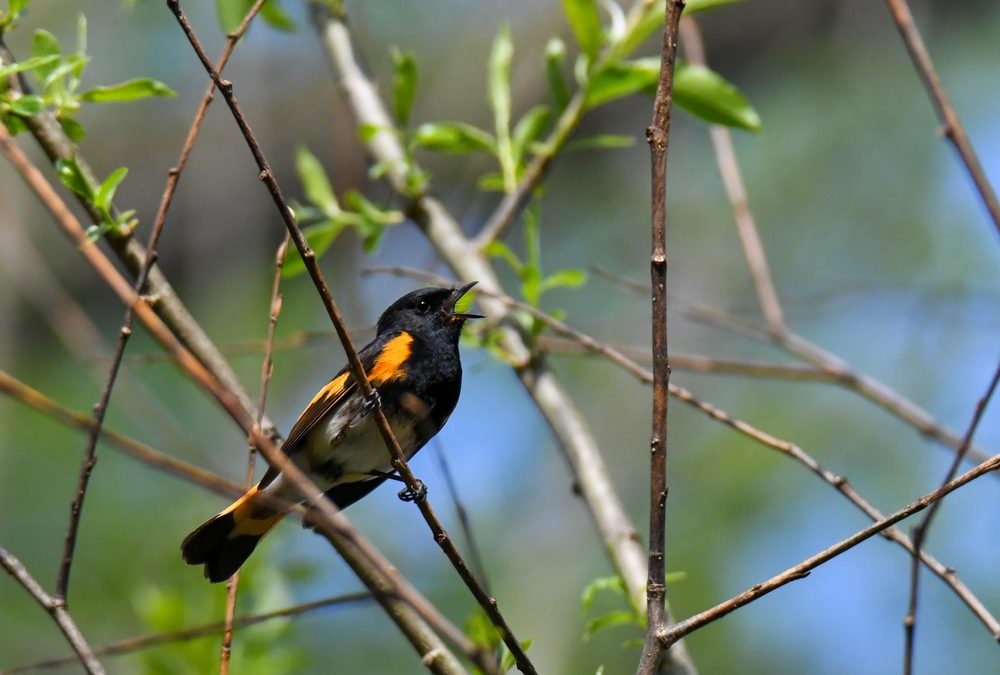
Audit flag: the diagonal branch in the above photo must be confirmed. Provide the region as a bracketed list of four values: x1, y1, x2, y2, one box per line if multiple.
[0, 546, 105, 675]
[903, 360, 1000, 673]
[883, 0, 1000, 240]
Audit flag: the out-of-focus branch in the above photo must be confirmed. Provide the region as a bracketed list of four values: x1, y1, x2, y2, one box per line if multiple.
[883, 0, 1000, 240]
[638, 0, 685, 673]
[903, 362, 1000, 673]
[4, 592, 371, 673]
[310, 5, 698, 673]
[0, 35, 274, 442]
[0, 546, 105, 675]
[658, 451, 1000, 646]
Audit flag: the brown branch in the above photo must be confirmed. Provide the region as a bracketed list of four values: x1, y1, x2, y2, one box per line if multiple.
[638, 1, 685, 674]
[4, 592, 371, 673]
[221, 234, 287, 673]
[658, 451, 1000, 647]
[903, 361, 1000, 673]
[166, 3, 529, 671]
[0, 121, 478, 675]
[0, 546, 105, 675]
[883, 0, 1000, 240]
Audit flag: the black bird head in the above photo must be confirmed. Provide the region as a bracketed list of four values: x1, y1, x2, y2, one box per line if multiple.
[376, 282, 484, 341]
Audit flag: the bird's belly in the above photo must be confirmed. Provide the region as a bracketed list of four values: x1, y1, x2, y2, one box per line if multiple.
[297, 402, 419, 490]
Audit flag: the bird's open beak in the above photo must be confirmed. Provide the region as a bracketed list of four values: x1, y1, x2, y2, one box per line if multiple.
[445, 281, 485, 320]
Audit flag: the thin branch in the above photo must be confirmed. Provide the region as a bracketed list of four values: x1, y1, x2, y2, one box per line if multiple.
[221, 234, 287, 674]
[658, 451, 1000, 647]
[0, 546, 105, 675]
[883, 0, 1000, 240]
[0, 121, 478, 675]
[678, 17, 785, 334]
[165, 3, 530, 671]
[312, 8, 701, 673]
[5, 592, 372, 673]
[638, 0, 685, 673]
[434, 442, 491, 595]
[903, 361, 1000, 673]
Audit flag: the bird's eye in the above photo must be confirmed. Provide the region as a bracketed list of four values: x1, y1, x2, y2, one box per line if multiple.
[416, 299, 431, 314]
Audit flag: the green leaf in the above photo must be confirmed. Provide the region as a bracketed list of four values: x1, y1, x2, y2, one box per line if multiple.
[581, 575, 627, 612]
[79, 78, 176, 103]
[500, 639, 533, 673]
[584, 57, 658, 109]
[0, 54, 60, 80]
[511, 104, 551, 166]
[30, 30, 62, 84]
[542, 268, 587, 293]
[295, 146, 339, 214]
[216, 0, 294, 34]
[0, 0, 29, 29]
[94, 167, 128, 212]
[55, 157, 94, 200]
[358, 123, 381, 143]
[489, 23, 515, 192]
[58, 116, 86, 141]
[561, 0, 603, 59]
[687, 0, 745, 12]
[391, 49, 418, 127]
[282, 220, 343, 277]
[2, 113, 29, 135]
[463, 610, 501, 651]
[8, 94, 44, 116]
[258, 0, 295, 31]
[544, 38, 570, 112]
[674, 62, 762, 131]
[483, 240, 522, 273]
[583, 609, 639, 640]
[567, 134, 634, 151]
[477, 172, 506, 192]
[342, 190, 403, 226]
[413, 121, 494, 154]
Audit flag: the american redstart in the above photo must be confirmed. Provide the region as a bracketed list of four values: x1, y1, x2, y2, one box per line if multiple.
[182, 283, 482, 582]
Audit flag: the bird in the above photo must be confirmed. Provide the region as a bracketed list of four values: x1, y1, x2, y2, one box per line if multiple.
[181, 283, 482, 582]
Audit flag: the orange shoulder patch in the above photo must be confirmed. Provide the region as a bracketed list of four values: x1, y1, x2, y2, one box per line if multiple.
[369, 332, 413, 385]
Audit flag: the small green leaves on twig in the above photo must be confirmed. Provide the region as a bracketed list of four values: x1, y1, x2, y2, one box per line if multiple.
[215, 0, 294, 35]
[56, 157, 135, 241]
[390, 48, 418, 128]
[1, 16, 175, 138]
[0, 0, 28, 30]
[489, 23, 516, 193]
[562, 0, 603, 61]
[283, 146, 402, 277]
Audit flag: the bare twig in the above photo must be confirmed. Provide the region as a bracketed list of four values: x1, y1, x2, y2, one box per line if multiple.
[903, 361, 1000, 673]
[883, 0, 1000, 240]
[221, 234, 287, 674]
[166, 3, 530, 671]
[5, 592, 371, 673]
[0, 546, 105, 675]
[658, 451, 1000, 646]
[0, 120, 477, 675]
[638, 1, 685, 674]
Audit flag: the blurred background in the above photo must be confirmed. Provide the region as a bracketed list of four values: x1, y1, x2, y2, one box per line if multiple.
[1, 0, 998, 673]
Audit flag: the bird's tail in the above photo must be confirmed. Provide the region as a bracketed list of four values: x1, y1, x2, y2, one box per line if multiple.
[181, 485, 285, 583]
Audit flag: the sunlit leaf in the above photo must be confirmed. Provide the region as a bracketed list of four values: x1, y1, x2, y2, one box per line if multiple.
[8, 94, 44, 116]
[79, 78, 176, 103]
[30, 30, 62, 81]
[545, 38, 570, 112]
[295, 146, 338, 214]
[581, 575, 627, 612]
[583, 609, 639, 641]
[542, 268, 587, 292]
[391, 49, 418, 127]
[216, 0, 294, 35]
[55, 157, 94, 200]
[463, 609, 501, 651]
[0, 54, 59, 80]
[562, 0, 603, 59]
[500, 638, 533, 673]
[674, 62, 762, 131]
[282, 220, 343, 277]
[413, 121, 494, 154]
[584, 57, 658, 108]
[94, 167, 128, 212]
[483, 240, 522, 273]
[58, 116, 86, 141]
[511, 104, 551, 165]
